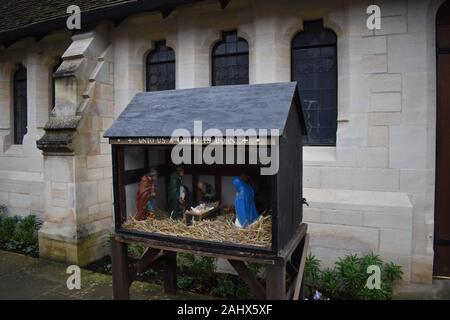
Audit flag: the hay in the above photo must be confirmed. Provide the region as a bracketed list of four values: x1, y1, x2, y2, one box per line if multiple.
[123, 209, 272, 248]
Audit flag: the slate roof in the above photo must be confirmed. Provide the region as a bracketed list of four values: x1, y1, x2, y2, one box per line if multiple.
[0, 1, 130, 33]
[0, 0, 203, 44]
[104, 82, 305, 138]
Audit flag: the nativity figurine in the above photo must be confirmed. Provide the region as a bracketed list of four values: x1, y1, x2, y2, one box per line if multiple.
[168, 166, 189, 219]
[197, 181, 215, 204]
[232, 176, 260, 228]
[135, 168, 159, 221]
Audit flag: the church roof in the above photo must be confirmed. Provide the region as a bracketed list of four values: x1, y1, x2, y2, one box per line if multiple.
[104, 82, 305, 138]
[0, 0, 203, 44]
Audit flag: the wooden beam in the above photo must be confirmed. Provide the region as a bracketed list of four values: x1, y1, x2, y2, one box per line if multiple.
[286, 261, 298, 278]
[219, 0, 231, 9]
[115, 233, 278, 264]
[117, 146, 127, 225]
[228, 259, 265, 300]
[286, 276, 297, 300]
[293, 234, 309, 300]
[266, 263, 286, 300]
[136, 248, 161, 274]
[112, 240, 130, 300]
[163, 251, 177, 294]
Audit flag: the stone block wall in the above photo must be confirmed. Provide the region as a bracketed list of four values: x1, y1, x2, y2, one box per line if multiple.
[300, 0, 441, 283]
[0, 34, 70, 217]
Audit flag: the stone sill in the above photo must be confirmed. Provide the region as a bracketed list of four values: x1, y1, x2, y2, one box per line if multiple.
[3, 144, 24, 157]
[304, 187, 413, 214]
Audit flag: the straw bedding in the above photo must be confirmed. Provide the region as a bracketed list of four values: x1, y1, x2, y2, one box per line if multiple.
[123, 208, 272, 248]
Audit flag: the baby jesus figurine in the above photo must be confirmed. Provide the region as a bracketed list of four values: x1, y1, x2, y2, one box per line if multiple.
[135, 168, 158, 221]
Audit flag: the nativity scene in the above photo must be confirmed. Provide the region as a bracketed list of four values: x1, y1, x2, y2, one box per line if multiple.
[105, 83, 308, 300]
[123, 161, 273, 248]
[105, 82, 305, 253]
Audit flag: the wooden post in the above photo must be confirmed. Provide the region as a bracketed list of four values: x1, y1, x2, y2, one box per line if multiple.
[266, 262, 286, 300]
[112, 239, 130, 300]
[163, 250, 177, 295]
[293, 234, 309, 300]
[291, 238, 302, 268]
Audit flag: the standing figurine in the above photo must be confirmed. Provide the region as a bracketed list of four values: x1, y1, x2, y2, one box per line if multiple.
[135, 168, 159, 221]
[168, 167, 188, 219]
[232, 176, 260, 228]
[197, 181, 215, 204]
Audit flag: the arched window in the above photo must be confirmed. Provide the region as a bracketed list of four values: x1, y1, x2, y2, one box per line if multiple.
[292, 20, 337, 146]
[51, 58, 63, 109]
[212, 31, 249, 86]
[13, 64, 27, 145]
[146, 41, 175, 92]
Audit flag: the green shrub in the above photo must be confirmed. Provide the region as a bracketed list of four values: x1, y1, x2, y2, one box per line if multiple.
[304, 254, 321, 297]
[211, 274, 255, 300]
[128, 244, 145, 259]
[103, 233, 146, 260]
[211, 275, 235, 298]
[177, 253, 255, 299]
[177, 253, 216, 274]
[12, 215, 41, 245]
[320, 268, 341, 298]
[304, 253, 403, 300]
[234, 281, 255, 300]
[0, 215, 19, 244]
[177, 276, 195, 290]
[0, 212, 41, 256]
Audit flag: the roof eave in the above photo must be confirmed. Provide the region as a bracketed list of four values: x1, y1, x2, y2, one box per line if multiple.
[0, 0, 206, 45]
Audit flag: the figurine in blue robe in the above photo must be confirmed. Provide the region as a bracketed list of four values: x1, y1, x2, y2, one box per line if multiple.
[232, 176, 260, 228]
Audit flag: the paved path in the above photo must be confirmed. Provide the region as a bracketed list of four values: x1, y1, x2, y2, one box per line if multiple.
[394, 279, 450, 300]
[0, 250, 209, 300]
[2, 250, 449, 300]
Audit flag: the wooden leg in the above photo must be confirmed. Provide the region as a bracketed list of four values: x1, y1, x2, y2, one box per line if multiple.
[300, 278, 306, 300]
[293, 234, 310, 300]
[228, 259, 265, 300]
[112, 239, 130, 300]
[291, 237, 303, 268]
[266, 263, 286, 300]
[163, 251, 177, 295]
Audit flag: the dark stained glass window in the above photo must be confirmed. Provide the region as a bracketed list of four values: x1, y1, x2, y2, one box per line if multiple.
[292, 20, 337, 146]
[13, 64, 27, 145]
[212, 31, 249, 86]
[146, 41, 175, 92]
